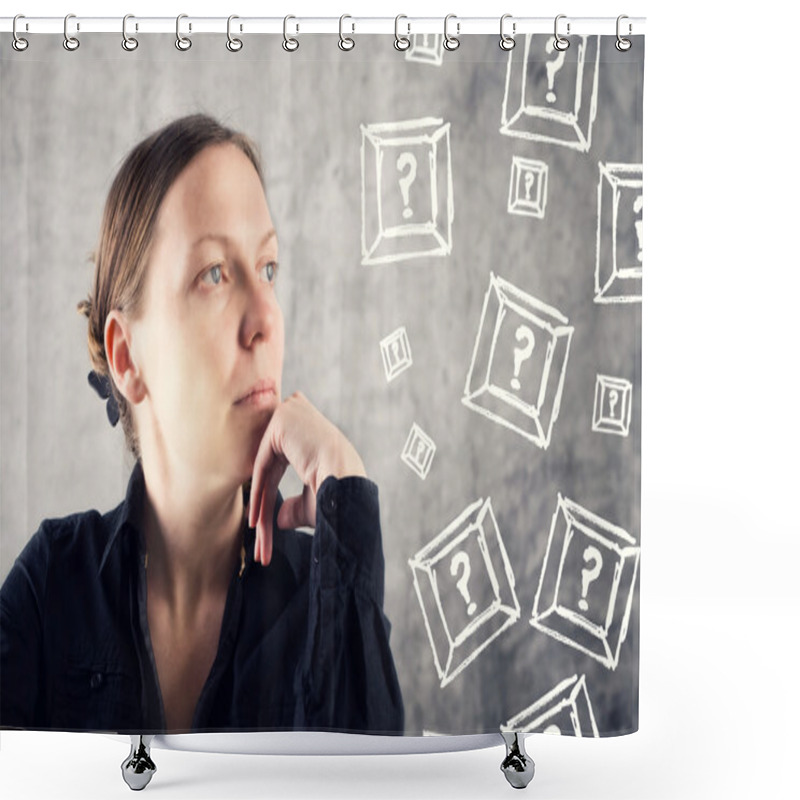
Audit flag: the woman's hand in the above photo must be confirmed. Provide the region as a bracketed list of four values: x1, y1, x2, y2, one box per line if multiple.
[247, 391, 367, 565]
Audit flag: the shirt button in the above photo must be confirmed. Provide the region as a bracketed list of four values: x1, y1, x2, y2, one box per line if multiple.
[90, 672, 104, 690]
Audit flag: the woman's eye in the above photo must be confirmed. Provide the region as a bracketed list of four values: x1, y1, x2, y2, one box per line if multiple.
[201, 264, 223, 286]
[260, 261, 278, 284]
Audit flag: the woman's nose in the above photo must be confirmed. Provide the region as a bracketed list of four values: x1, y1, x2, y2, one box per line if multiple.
[240, 278, 278, 348]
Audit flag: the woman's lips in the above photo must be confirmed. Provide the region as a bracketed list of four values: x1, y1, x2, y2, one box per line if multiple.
[234, 379, 277, 408]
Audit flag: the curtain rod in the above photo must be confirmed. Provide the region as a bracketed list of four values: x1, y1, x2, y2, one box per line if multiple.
[0, 16, 646, 36]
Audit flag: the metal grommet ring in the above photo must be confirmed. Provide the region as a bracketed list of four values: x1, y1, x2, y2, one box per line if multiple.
[122, 14, 138, 51]
[443, 14, 460, 51]
[339, 14, 355, 51]
[227, 14, 243, 51]
[63, 13, 80, 51]
[283, 15, 299, 52]
[553, 14, 570, 51]
[499, 14, 515, 51]
[616, 14, 632, 52]
[175, 13, 192, 51]
[394, 14, 410, 51]
[12, 14, 29, 52]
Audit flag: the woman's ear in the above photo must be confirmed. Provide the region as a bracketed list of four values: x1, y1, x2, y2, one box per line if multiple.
[104, 310, 146, 405]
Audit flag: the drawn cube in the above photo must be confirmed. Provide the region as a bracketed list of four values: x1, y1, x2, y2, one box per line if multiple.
[531, 494, 640, 670]
[595, 163, 643, 303]
[501, 674, 599, 737]
[500, 34, 600, 151]
[410, 497, 520, 687]
[508, 156, 548, 219]
[462, 272, 573, 449]
[401, 423, 436, 480]
[592, 375, 633, 436]
[406, 33, 444, 66]
[380, 326, 413, 382]
[361, 117, 454, 265]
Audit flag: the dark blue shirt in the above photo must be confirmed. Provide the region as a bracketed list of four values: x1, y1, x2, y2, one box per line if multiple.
[0, 461, 404, 734]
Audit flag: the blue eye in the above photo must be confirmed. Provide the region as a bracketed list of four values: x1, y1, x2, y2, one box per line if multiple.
[202, 264, 223, 286]
[261, 261, 278, 284]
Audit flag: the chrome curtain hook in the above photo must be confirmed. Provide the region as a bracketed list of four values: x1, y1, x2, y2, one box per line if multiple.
[63, 13, 80, 51]
[283, 15, 299, 52]
[175, 13, 192, 51]
[122, 14, 139, 51]
[499, 14, 516, 51]
[444, 14, 460, 51]
[553, 13, 570, 51]
[616, 14, 632, 51]
[339, 14, 355, 51]
[227, 14, 243, 51]
[12, 14, 29, 52]
[394, 14, 410, 51]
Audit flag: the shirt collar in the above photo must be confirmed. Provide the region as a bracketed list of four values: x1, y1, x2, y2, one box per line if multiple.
[98, 460, 284, 578]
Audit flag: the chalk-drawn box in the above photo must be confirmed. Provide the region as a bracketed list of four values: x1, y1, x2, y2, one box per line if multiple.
[508, 156, 548, 219]
[531, 494, 640, 670]
[380, 326, 413, 382]
[595, 162, 643, 303]
[501, 674, 599, 737]
[406, 33, 444, 66]
[500, 34, 600, 151]
[409, 497, 520, 688]
[361, 117, 454, 265]
[462, 272, 573, 449]
[592, 374, 633, 436]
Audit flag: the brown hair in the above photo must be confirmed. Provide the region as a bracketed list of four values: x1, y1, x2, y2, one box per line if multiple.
[77, 113, 265, 460]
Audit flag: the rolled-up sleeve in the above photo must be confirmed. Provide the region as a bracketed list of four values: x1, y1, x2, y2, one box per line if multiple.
[294, 476, 404, 734]
[0, 525, 50, 728]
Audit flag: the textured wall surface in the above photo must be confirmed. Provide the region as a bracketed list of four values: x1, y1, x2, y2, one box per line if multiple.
[1, 33, 643, 735]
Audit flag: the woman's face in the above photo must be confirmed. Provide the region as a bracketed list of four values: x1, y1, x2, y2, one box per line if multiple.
[130, 142, 284, 484]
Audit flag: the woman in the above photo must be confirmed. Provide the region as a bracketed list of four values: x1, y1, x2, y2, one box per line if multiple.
[0, 113, 404, 734]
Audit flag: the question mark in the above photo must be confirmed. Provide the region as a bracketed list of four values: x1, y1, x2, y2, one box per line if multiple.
[396, 152, 417, 220]
[392, 339, 401, 365]
[608, 389, 619, 418]
[511, 325, 535, 391]
[579, 546, 603, 612]
[633, 194, 643, 262]
[524, 171, 535, 201]
[450, 551, 477, 616]
[544, 38, 567, 104]
[415, 439, 427, 464]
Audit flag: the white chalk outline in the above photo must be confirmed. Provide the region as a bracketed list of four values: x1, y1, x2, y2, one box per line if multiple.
[500, 34, 600, 152]
[595, 162, 643, 304]
[361, 117, 454, 265]
[406, 33, 444, 66]
[530, 494, 640, 670]
[462, 272, 573, 449]
[380, 326, 413, 382]
[592, 374, 633, 436]
[401, 423, 436, 480]
[508, 156, 548, 219]
[409, 497, 521, 688]
[501, 674, 599, 737]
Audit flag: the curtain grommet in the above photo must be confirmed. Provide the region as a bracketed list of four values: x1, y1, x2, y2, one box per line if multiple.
[339, 14, 355, 51]
[175, 13, 192, 51]
[394, 14, 410, 51]
[121, 14, 138, 51]
[283, 15, 299, 52]
[553, 14, 570, 51]
[444, 14, 460, 51]
[616, 15, 632, 51]
[499, 14, 516, 51]
[226, 14, 243, 52]
[63, 13, 80, 51]
[12, 14, 29, 51]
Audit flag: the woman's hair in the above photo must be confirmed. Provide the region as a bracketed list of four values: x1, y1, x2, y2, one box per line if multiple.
[77, 113, 265, 460]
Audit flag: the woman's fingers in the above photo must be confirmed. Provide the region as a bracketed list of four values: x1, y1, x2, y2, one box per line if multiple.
[276, 485, 316, 531]
[255, 453, 287, 565]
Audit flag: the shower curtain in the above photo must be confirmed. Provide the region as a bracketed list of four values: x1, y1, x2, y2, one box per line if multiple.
[0, 25, 643, 739]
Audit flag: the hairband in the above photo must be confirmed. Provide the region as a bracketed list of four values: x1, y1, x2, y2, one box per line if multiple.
[88, 370, 120, 427]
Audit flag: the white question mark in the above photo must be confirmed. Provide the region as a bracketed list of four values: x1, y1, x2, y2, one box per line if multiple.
[450, 551, 477, 616]
[608, 389, 619, 418]
[415, 438, 427, 464]
[524, 171, 535, 201]
[579, 546, 603, 612]
[511, 325, 535, 391]
[396, 153, 417, 220]
[392, 339, 401, 364]
[544, 38, 567, 104]
[633, 194, 643, 262]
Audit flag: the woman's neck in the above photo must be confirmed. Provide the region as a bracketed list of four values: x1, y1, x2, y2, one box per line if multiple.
[139, 456, 246, 625]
